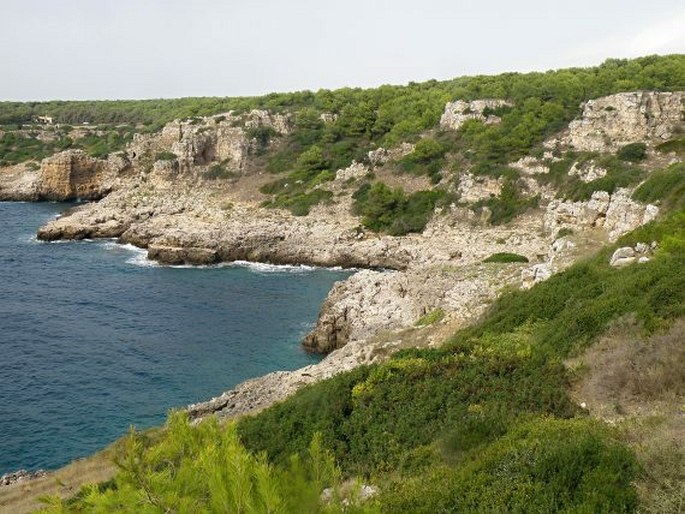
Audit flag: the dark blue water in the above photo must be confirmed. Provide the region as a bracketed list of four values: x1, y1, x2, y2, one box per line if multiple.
[0, 202, 350, 473]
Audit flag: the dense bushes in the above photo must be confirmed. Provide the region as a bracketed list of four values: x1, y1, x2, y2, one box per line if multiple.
[399, 137, 448, 183]
[380, 418, 638, 513]
[239, 336, 577, 476]
[0, 132, 59, 165]
[617, 142, 647, 161]
[352, 182, 449, 235]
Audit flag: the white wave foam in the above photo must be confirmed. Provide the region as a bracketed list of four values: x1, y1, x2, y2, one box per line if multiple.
[230, 260, 319, 274]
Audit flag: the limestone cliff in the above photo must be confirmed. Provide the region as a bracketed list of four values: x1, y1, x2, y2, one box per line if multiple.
[37, 150, 127, 201]
[566, 91, 684, 151]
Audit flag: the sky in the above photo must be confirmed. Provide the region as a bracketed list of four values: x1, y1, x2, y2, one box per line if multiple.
[1, 0, 684, 101]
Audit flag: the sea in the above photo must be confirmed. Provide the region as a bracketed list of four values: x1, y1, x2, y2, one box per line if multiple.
[0, 202, 351, 473]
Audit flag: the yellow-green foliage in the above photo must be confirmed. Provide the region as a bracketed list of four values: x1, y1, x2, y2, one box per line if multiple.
[39, 411, 377, 513]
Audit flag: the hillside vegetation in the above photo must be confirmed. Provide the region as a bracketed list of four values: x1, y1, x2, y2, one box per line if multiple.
[3, 55, 685, 228]
[8, 55, 683, 512]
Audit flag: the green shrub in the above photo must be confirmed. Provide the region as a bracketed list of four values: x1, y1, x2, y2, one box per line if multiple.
[655, 138, 685, 156]
[483, 252, 529, 263]
[473, 179, 539, 225]
[266, 189, 334, 216]
[246, 125, 277, 154]
[240, 335, 576, 476]
[352, 182, 448, 235]
[204, 163, 239, 181]
[415, 308, 445, 326]
[617, 142, 647, 161]
[564, 156, 644, 201]
[155, 151, 177, 161]
[399, 138, 448, 182]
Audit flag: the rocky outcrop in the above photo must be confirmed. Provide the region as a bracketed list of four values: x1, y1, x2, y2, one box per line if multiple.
[367, 143, 415, 166]
[1, 469, 47, 487]
[544, 188, 659, 241]
[609, 242, 655, 267]
[37, 150, 126, 201]
[189, 261, 526, 421]
[130, 110, 291, 175]
[335, 161, 369, 181]
[567, 91, 685, 151]
[0, 163, 41, 201]
[440, 99, 513, 130]
[457, 172, 502, 203]
[568, 160, 607, 183]
[510, 156, 550, 176]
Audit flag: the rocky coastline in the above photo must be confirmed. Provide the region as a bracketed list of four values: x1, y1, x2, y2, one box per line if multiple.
[1, 91, 681, 431]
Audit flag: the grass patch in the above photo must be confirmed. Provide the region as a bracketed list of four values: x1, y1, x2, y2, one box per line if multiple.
[632, 162, 685, 212]
[264, 189, 334, 216]
[655, 138, 685, 156]
[415, 308, 445, 326]
[154, 151, 177, 161]
[483, 252, 529, 263]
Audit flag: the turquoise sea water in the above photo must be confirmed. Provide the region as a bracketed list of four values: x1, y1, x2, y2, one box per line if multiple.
[0, 202, 350, 473]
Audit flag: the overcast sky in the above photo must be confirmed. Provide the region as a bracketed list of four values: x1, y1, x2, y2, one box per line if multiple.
[1, 0, 684, 101]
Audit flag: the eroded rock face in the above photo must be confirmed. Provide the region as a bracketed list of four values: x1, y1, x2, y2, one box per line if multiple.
[131, 110, 292, 175]
[440, 99, 513, 130]
[568, 160, 607, 183]
[38, 150, 125, 201]
[457, 172, 502, 203]
[510, 156, 550, 176]
[367, 143, 415, 166]
[568, 91, 685, 151]
[544, 188, 659, 241]
[0, 163, 41, 201]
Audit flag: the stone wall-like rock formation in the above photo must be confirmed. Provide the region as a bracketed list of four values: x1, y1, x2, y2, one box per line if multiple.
[567, 91, 685, 151]
[544, 188, 659, 241]
[130, 110, 292, 175]
[37, 150, 125, 201]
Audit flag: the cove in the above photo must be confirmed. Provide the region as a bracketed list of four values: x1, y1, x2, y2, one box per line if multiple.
[0, 202, 350, 473]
